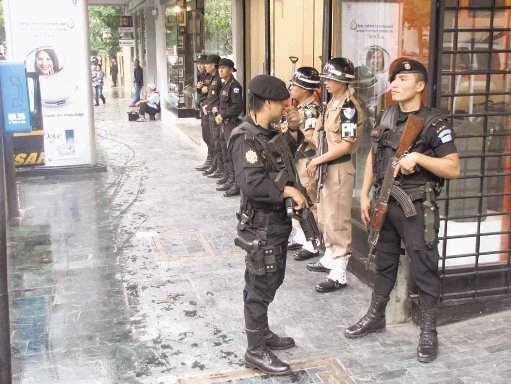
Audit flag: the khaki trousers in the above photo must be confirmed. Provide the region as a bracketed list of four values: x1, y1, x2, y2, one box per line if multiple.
[317, 161, 354, 258]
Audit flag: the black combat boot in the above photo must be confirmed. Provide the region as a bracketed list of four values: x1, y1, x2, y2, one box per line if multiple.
[223, 184, 240, 197]
[263, 327, 295, 350]
[195, 149, 212, 171]
[417, 304, 438, 363]
[217, 167, 233, 191]
[208, 152, 224, 178]
[244, 328, 290, 376]
[100, 95, 106, 104]
[216, 162, 230, 185]
[202, 154, 218, 176]
[344, 293, 389, 338]
[94, 98, 99, 106]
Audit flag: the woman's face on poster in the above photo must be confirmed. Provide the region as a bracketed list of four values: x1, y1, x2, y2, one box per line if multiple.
[36, 50, 54, 75]
[369, 49, 385, 73]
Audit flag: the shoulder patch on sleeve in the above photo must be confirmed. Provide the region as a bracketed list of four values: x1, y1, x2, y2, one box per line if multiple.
[245, 149, 259, 164]
[233, 88, 240, 93]
[438, 128, 453, 143]
[307, 105, 320, 118]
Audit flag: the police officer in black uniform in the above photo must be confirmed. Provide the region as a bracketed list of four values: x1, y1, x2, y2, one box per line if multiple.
[195, 54, 211, 171]
[201, 54, 223, 177]
[214, 58, 243, 197]
[228, 74, 308, 376]
[344, 60, 461, 363]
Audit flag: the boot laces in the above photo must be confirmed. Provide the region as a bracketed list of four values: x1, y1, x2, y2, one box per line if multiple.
[258, 346, 276, 362]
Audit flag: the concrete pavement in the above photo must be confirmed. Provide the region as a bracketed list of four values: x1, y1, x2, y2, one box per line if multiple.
[7, 87, 511, 383]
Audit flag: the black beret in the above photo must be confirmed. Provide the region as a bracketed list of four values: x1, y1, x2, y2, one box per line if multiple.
[389, 59, 428, 83]
[194, 54, 207, 63]
[206, 54, 220, 65]
[248, 75, 289, 101]
[218, 58, 237, 72]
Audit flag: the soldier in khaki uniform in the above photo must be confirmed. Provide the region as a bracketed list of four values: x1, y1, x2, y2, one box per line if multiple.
[285, 67, 322, 261]
[306, 58, 365, 292]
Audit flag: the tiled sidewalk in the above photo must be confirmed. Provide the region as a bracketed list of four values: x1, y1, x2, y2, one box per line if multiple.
[7, 89, 511, 383]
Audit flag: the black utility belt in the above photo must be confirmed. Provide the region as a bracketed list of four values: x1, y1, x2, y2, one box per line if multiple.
[252, 206, 286, 215]
[328, 154, 351, 166]
[238, 206, 286, 228]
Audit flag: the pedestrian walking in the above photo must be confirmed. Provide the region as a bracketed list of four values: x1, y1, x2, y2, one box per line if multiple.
[228, 74, 307, 376]
[306, 58, 365, 292]
[92, 64, 106, 106]
[129, 59, 143, 106]
[344, 59, 461, 363]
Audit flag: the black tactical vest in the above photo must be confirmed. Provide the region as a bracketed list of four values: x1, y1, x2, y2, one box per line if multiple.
[370, 104, 446, 196]
[228, 122, 283, 211]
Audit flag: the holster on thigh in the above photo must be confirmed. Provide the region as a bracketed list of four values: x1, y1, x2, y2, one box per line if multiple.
[235, 209, 283, 275]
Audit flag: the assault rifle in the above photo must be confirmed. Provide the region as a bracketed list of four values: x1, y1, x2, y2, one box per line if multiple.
[268, 133, 326, 255]
[367, 114, 425, 256]
[315, 101, 328, 203]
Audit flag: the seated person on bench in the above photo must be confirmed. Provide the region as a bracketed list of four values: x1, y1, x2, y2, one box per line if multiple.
[136, 84, 160, 121]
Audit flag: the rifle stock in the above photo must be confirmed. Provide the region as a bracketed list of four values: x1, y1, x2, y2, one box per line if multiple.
[367, 114, 425, 255]
[370, 202, 388, 232]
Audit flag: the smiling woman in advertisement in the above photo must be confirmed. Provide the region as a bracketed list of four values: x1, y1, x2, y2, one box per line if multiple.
[34, 48, 60, 76]
[26, 46, 78, 107]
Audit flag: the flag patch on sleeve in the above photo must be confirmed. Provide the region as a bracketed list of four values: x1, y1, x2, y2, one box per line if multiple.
[438, 128, 453, 143]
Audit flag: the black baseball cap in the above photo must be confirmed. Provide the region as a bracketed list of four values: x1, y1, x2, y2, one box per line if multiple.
[218, 58, 237, 72]
[194, 54, 207, 63]
[206, 54, 221, 65]
[389, 59, 428, 83]
[248, 74, 289, 101]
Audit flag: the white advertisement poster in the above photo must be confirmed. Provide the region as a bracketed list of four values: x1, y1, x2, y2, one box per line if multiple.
[4, 0, 93, 166]
[342, 2, 402, 103]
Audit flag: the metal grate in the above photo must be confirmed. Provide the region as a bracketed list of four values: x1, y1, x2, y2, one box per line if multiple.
[435, 0, 511, 301]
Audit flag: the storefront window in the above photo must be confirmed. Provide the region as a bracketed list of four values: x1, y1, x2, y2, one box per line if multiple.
[334, 0, 432, 204]
[165, 6, 180, 102]
[204, 0, 232, 57]
[165, 1, 205, 113]
[164, 0, 232, 114]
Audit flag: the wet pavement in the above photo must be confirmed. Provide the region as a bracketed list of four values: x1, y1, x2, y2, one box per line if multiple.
[8, 87, 511, 383]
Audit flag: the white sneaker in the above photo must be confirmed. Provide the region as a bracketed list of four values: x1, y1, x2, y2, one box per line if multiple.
[136, 117, 146, 122]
